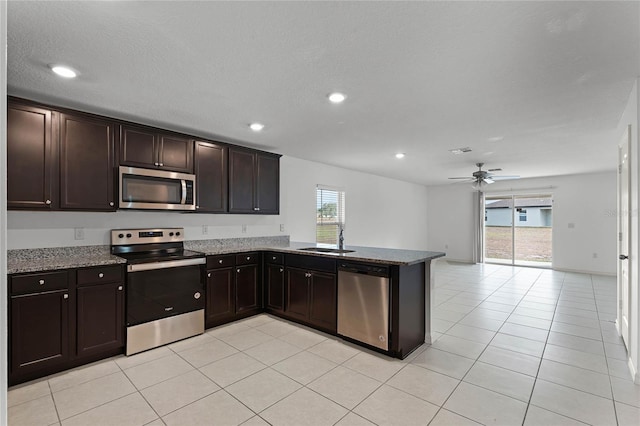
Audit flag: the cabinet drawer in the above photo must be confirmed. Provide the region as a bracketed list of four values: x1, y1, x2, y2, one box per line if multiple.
[77, 265, 123, 286]
[286, 254, 336, 273]
[265, 252, 284, 265]
[11, 270, 69, 295]
[207, 254, 235, 269]
[236, 252, 260, 266]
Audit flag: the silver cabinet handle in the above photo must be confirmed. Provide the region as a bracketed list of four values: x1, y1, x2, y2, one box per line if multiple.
[253, 207, 260, 211]
[63, 294, 69, 299]
[246, 256, 251, 261]
[196, 205, 200, 209]
[219, 259, 223, 264]
[272, 256, 276, 260]
[39, 279, 45, 285]
[194, 292, 201, 299]
[109, 202, 114, 207]
[98, 273, 104, 278]
[118, 286, 123, 291]
[207, 273, 211, 278]
[45, 200, 52, 205]
[165, 307, 173, 311]
[159, 163, 164, 167]
[237, 269, 241, 273]
[280, 268, 284, 273]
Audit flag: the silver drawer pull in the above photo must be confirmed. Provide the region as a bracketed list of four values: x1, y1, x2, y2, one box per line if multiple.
[45, 199, 51, 205]
[246, 256, 251, 261]
[207, 273, 211, 278]
[118, 286, 123, 291]
[194, 292, 201, 299]
[63, 294, 69, 299]
[165, 307, 174, 311]
[253, 207, 260, 211]
[219, 259, 223, 264]
[159, 163, 164, 167]
[280, 268, 284, 273]
[109, 202, 114, 207]
[98, 273, 104, 278]
[39, 279, 45, 285]
[272, 256, 276, 260]
[237, 269, 240, 273]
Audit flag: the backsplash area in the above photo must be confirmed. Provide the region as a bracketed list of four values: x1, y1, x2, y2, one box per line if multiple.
[7, 210, 286, 249]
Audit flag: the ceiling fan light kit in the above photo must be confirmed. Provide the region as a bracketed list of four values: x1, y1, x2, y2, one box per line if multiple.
[448, 162, 520, 190]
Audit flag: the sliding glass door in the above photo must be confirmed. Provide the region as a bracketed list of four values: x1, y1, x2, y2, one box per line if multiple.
[484, 194, 552, 267]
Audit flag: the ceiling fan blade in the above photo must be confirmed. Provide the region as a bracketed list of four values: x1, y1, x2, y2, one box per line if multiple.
[448, 177, 474, 180]
[488, 168, 502, 172]
[483, 177, 495, 184]
[491, 175, 520, 180]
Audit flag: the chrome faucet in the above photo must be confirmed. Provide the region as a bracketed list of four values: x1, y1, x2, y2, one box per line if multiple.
[338, 226, 344, 250]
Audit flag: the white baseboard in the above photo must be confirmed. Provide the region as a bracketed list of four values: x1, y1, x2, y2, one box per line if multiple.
[628, 357, 640, 384]
[552, 267, 616, 277]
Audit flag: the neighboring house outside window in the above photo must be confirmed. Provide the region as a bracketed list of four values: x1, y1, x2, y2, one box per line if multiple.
[316, 185, 345, 245]
[519, 209, 527, 222]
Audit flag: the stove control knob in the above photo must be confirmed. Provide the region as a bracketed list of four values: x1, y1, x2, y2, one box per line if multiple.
[194, 292, 201, 299]
[169, 232, 174, 236]
[126, 233, 132, 238]
[176, 232, 181, 236]
[118, 233, 124, 239]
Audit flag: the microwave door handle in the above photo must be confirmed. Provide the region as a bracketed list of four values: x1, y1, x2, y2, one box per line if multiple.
[181, 179, 187, 204]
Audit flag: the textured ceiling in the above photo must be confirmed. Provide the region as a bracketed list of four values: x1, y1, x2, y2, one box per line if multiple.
[7, 1, 640, 186]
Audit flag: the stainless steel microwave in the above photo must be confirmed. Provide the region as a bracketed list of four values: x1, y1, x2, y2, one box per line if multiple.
[119, 166, 196, 211]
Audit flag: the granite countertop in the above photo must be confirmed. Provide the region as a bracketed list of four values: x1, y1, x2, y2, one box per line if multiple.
[187, 238, 445, 266]
[8, 246, 127, 275]
[7, 236, 445, 274]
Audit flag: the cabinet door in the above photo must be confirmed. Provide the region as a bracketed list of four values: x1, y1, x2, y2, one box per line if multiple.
[76, 282, 124, 358]
[158, 134, 193, 173]
[228, 149, 256, 213]
[205, 268, 235, 326]
[60, 113, 116, 210]
[7, 102, 57, 209]
[256, 153, 280, 214]
[236, 264, 260, 313]
[309, 272, 337, 332]
[120, 125, 157, 168]
[194, 141, 228, 212]
[266, 264, 285, 312]
[285, 268, 309, 321]
[10, 290, 70, 378]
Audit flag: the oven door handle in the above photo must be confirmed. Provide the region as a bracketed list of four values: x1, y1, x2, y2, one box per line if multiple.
[181, 179, 187, 205]
[127, 257, 205, 272]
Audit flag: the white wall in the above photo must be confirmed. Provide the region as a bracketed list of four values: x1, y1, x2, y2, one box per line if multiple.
[427, 171, 618, 275]
[617, 78, 639, 382]
[280, 156, 430, 250]
[7, 155, 430, 251]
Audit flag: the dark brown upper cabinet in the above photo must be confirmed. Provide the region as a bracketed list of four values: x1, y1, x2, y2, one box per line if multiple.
[229, 148, 280, 214]
[59, 112, 117, 211]
[194, 141, 228, 213]
[120, 124, 193, 173]
[7, 101, 58, 210]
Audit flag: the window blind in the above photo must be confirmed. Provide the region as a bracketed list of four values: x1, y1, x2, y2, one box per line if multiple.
[316, 185, 345, 245]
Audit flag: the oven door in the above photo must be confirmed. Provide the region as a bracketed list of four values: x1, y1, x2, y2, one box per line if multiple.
[126, 259, 205, 326]
[119, 166, 196, 211]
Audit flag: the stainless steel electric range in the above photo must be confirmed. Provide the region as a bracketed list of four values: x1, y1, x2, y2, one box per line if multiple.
[111, 228, 205, 355]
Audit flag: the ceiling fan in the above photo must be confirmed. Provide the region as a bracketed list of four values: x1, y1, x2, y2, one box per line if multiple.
[448, 163, 520, 188]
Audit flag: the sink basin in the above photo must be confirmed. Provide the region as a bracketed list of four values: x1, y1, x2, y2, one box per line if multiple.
[298, 247, 355, 254]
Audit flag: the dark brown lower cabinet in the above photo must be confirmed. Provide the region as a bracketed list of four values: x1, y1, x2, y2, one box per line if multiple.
[10, 289, 70, 380]
[265, 263, 285, 313]
[205, 268, 235, 327]
[76, 282, 124, 358]
[285, 267, 337, 333]
[236, 264, 260, 314]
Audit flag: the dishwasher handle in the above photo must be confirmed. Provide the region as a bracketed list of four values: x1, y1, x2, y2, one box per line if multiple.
[338, 262, 389, 277]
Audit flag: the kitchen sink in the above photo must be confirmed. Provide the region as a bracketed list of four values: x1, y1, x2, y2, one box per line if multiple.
[298, 247, 356, 254]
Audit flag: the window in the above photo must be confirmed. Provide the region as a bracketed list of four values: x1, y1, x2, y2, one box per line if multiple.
[316, 185, 345, 245]
[518, 209, 527, 222]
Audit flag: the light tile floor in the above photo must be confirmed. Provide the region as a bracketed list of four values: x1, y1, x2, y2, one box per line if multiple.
[8, 260, 640, 425]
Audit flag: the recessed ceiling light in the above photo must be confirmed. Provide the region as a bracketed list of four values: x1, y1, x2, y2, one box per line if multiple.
[328, 92, 346, 103]
[395, 153, 405, 159]
[50, 65, 77, 78]
[249, 123, 264, 132]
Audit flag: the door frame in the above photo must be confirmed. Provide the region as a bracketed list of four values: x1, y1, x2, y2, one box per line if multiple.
[617, 125, 632, 350]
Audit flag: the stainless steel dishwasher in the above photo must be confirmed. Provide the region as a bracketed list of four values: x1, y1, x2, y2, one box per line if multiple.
[337, 262, 390, 351]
